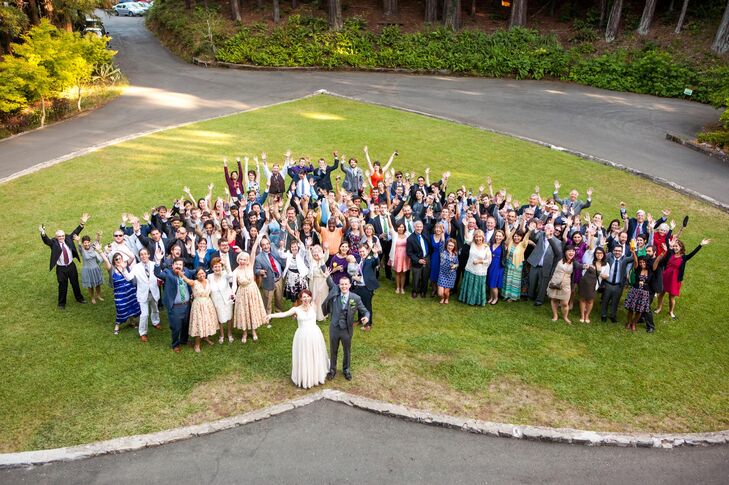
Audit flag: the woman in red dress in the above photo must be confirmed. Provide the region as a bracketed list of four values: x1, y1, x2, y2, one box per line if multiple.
[655, 237, 710, 319]
[364, 146, 397, 194]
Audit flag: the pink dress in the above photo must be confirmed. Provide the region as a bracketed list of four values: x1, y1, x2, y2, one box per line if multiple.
[391, 236, 411, 273]
[662, 254, 682, 296]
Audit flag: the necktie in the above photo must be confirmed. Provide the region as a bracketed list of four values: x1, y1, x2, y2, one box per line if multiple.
[382, 216, 390, 237]
[417, 234, 427, 257]
[268, 253, 280, 279]
[407, 220, 413, 233]
[178, 277, 187, 302]
[610, 258, 619, 284]
[144, 264, 150, 280]
[157, 241, 163, 257]
[61, 243, 70, 266]
[341, 294, 347, 309]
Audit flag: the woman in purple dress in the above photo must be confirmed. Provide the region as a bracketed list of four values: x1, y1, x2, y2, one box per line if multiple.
[328, 242, 350, 285]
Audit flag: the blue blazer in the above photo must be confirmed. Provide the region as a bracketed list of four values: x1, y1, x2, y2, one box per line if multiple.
[154, 265, 194, 310]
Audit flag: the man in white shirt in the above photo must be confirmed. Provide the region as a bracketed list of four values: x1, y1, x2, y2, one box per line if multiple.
[124, 248, 161, 342]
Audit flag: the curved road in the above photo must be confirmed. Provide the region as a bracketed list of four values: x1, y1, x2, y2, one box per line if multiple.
[1, 16, 728, 482]
[3, 400, 729, 484]
[0, 15, 727, 208]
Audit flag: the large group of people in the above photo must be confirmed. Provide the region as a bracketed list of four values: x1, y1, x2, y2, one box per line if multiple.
[41, 147, 710, 388]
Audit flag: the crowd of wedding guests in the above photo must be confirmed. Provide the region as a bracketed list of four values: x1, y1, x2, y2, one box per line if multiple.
[41, 146, 711, 355]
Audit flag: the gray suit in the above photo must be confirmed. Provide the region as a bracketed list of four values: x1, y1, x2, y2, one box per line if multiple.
[553, 191, 591, 215]
[527, 232, 561, 304]
[322, 278, 370, 374]
[254, 247, 286, 313]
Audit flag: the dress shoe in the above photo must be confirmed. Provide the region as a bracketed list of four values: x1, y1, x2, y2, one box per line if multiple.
[647, 328, 655, 334]
[610, 317, 617, 323]
[58, 305, 65, 310]
[534, 301, 543, 306]
[411, 292, 418, 299]
[601, 316, 607, 322]
[326, 370, 336, 380]
[140, 335, 148, 342]
[344, 371, 352, 381]
[173, 347, 181, 353]
[77, 300, 87, 304]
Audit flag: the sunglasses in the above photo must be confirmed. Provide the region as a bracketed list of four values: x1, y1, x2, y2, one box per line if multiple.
[114, 234, 124, 237]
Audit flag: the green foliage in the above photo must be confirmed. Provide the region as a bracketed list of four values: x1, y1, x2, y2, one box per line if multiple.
[697, 129, 729, 148]
[0, 19, 117, 117]
[149, 3, 729, 105]
[146, 2, 231, 59]
[0, 5, 29, 41]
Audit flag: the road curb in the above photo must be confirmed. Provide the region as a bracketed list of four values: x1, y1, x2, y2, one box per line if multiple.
[1, 390, 727, 469]
[665, 132, 729, 164]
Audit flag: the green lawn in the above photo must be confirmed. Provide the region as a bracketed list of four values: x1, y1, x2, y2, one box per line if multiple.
[1, 94, 727, 452]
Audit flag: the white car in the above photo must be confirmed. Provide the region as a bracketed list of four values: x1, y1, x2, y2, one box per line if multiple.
[112, 2, 144, 16]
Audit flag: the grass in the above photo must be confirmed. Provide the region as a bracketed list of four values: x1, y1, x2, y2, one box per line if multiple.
[1, 94, 728, 452]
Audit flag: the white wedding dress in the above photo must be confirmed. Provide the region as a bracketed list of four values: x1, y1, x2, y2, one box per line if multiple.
[291, 306, 330, 389]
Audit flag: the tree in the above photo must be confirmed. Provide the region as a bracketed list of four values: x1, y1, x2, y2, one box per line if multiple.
[711, 0, 729, 55]
[509, 0, 527, 29]
[328, 0, 342, 31]
[443, 0, 461, 30]
[230, 0, 241, 22]
[0, 5, 30, 52]
[383, 0, 398, 17]
[0, 58, 32, 113]
[605, 0, 623, 43]
[425, 0, 437, 23]
[675, 0, 689, 34]
[273, 0, 280, 23]
[637, 0, 657, 35]
[599, 0, 608, 27]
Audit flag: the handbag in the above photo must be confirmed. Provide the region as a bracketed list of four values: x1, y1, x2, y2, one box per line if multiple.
[548, 281, 563, 290]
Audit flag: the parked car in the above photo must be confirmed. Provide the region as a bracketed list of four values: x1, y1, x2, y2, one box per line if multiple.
[112, 2, 144, 16]
[82, 16, 107, 36]
[132, 1, 151, 11]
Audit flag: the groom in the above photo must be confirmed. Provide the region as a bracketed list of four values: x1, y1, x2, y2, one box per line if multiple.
[322, 275, 369, 381]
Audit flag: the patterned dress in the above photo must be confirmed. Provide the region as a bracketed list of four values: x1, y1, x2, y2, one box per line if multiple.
[189, 281, 219, 337]
[233, 268, 267, 330]
[111, 270, 141, 325]
[437, 250, 458, 289]
[624, 273, 651, 313]
[502, 245, 521, 300]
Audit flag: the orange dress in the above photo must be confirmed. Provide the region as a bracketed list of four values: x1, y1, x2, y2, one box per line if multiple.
[370, 171, 384, 193]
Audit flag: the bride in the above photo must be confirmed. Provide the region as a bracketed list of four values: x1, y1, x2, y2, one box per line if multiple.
[267, 289, 329, 389]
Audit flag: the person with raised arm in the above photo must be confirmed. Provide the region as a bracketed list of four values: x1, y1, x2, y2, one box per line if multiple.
[179, 267, 219, 352]
[223, 157, 244, 199]
[553, 180, 592, 216]
[40, 213, 89, 309]
[99, 243, 141, 336]
[655, 237, 710, 320]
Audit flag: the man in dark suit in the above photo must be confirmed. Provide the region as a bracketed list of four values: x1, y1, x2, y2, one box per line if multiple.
[601, 245, 631, 323]
[527, 224, 558, 306]
[213, 239, 237, 275]
[620, 205, 668, 243]
[40, 214, 89, 309]
[155, 257, 194, 352]
[406, 220, 430, 298]
[322, 275, 369, 381]
[254, 238, 286, 314]
[137, 227, 166, 265]
[311, 153, 339, 192]
[351, 244, 379, 331]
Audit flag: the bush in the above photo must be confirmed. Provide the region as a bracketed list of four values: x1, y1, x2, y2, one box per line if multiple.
[697, 130, 729, 148]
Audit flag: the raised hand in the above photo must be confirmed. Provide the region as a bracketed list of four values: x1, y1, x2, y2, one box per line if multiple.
[39, 224, 45, 234]
[80, 213, 90, 225]
[208, 183, 214, 191]
[670, 220, 676, 230]
[586, 187, 593, 197]
[143, 212, 151, 222]
[223, 158, 228, 166]
[261, 151, 267, 160]
[534, 185, 540, 194]
[121, 213, 128, 224]
[425, 167, 430, 175]
[73, 233, 80, 242]
[183, 186, 191, 194]
[554, 180, 560, 190]
[662, 208, 671, 217]
[700, 238, 711, 246]
[363, 145, 368, 153]
[486, 176, 492, 186]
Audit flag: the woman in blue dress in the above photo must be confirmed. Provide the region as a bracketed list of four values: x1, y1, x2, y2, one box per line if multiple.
[428, 224, 447, 297]
[437, 239, 459, 304]
[99, 246, 141, 335]
[487, 230, 506, 305]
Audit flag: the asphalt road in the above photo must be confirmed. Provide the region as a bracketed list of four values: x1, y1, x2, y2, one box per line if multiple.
[1, 15, 727, 207]
[3, 400, 728, 484]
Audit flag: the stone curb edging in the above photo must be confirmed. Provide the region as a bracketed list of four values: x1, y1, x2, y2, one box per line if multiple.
[665, 132, 729, 164]
[1, 389, 728, 470]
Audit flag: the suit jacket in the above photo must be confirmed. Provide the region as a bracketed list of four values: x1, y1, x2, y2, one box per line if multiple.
[406, 232, 429, 268]
[353, 255, 380, 291]
[527, 231, 557, 270]
[254, 248, 286, 291]
[41, 225, 83, 271]
[138, 233, 167, 261]
[553, 192, 591, 215]
[311, 158, 339, 192]
[213, 249, 237, 273]
[126, 261, 161, 303]
[322, 278, 370, 334]
[154, 265, 194, 310]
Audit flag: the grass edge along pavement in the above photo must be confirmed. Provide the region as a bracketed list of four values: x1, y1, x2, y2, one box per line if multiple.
[0, 94, 727, 453]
